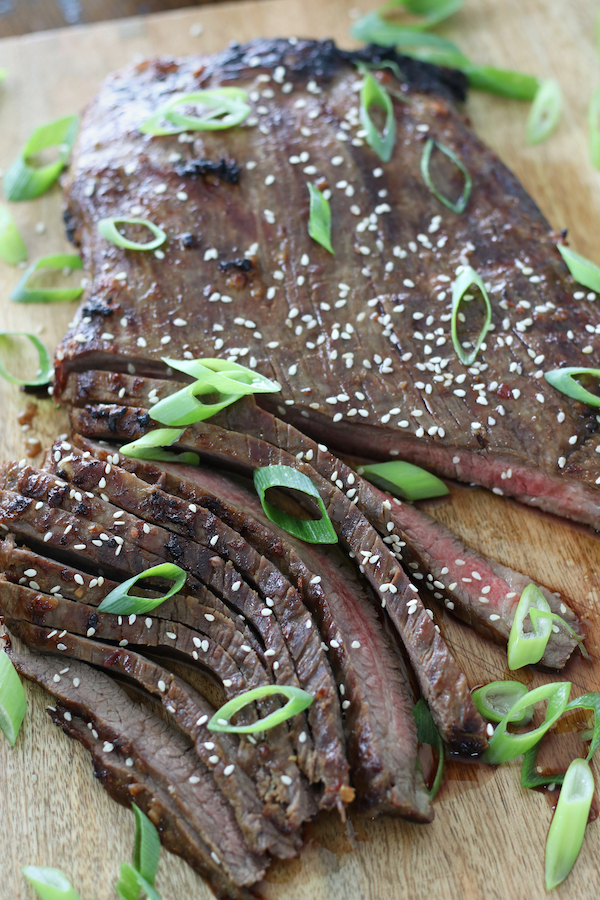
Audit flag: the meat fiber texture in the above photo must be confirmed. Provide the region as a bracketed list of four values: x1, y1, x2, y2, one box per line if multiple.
[56, 37, 600, 532]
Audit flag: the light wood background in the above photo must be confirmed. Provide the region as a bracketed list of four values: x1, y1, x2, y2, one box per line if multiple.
[1, 1, 600, 898]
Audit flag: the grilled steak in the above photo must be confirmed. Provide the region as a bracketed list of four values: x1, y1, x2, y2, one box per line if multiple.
[55, 38, 600, 532]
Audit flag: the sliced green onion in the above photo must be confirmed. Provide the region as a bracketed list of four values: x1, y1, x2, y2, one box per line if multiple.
[207, 685, 314, 734]
[351, 12, 463, 45]
[450, 266, 492, 366]
[0, 204, 27, 265]
[544, 367, 600, 408]
[22, 867, 82, 900]
[484, 681, 571, 766]
[358, 460, 449, 501]
[521, 743, 565, 789]
[140, 88, 250, 136]
[360, 70, 396, 163]
[97, 217, 166, 252]
[150, 383, 244, 427]
[472, 681, 533, 725]
[253, 465, 338, 545]
[119, 428, 200, 466]
[565, 693, 600, 761]
[545, 758, 594, 890]
[0, 648, 27, 746]
[163, 357, 280, 396]
[131, 803, 161, 886]
[557, 243, 600, 292]
[98, 563, 186, 615]
[465, 66, 539, 101]
[392, 0, 463, 28]
[307, 183, 334, 254]
[527, 79, 562, 145]
[413, 698, 444, 799]
[0, 332, 52, 386]
[421, 138, 472, 214]
[10, 254, 83, 304]
[4, 115, 79, 202]
[589, 85, 600, 170]
[116, 864, 161, 900]
[507, 584, 553, 670]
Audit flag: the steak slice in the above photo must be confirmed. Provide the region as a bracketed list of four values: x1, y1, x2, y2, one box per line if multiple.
[0, 461, 349, 812]
[8, 651, 267, 888]
[54, 38, 600, 534]
[45, 704, 255, 900]
[70, 404, 488, 756]
[69, 437, 433, 819]
[7, 617, 297, 858]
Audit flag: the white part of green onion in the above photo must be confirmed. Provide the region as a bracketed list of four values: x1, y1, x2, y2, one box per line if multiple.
[545, 758, 594, 890]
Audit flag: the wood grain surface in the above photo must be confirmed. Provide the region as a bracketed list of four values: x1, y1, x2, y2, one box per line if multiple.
[1, 1, 600, 898]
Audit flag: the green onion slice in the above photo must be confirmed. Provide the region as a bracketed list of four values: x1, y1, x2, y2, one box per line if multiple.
[421, 138, 472, 214]
[4, 115, 79, 202]
[97, 217, 166, 252]
[97, 563, 186, 615]
[0, 204, 27, 265]
[351, 12, 463, 45]
[484, 681, 571, 766]
[565, 692, 600, 762]
[140, 88, 250, 136]
[132, 803, 160, 886]
[0, 648, 27, 746]
[557, 243, 600, 292]
[545, 758, 594, 891]
[150, 383, 244, 427]
[465, 66, 539, 101]
[589, 84, 600, 170]
[472, 680, 533, 725]
[22, 867, 82, 900]
[521, 743, 565, 790]
[413, 698, 444, 799]
[253, 465, 338, 545]
[163, 357, 280, 396]
[207, 685, 314, 734]
[10, 254, 84, 304]
[0, 332, 53, 386]
[119, 428, 200, 466]
[450, 266, 492, 366]
[360, 70, 396, 163]
[116, 864, 161, 900]
[544, 367, 600, 408]
[527, 79, 562, 145]
[358, 460, 449, 501]
[307, 183, 334, 254]
[507, 584, 553, 670]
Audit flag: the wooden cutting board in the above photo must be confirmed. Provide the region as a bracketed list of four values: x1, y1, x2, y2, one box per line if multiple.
[1, 1, 600, 898]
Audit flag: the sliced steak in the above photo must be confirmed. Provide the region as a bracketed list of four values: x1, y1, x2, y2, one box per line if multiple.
[55, 38, 600, 534]
[46, 704, 255, 900]
[8, 618, 297, 857]
[8, 651, 267, 887]
[70, 404, 487, 756]
[0, 462, 349, 811]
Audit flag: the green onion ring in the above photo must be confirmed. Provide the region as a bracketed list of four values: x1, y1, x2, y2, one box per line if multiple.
[307, 182, 334, 254]
[22, 866, 82, 900]
[413, 698, 444, 799]
[150, 384, 244, 427]
[484, 681, 571, 766]
[0, 648, 27, 746]
[4, 115, 79, 202]
[421, 138, 472, 214]
[0, 204, 27, 266]
[557, 243, 600, 293]
[119, 428, 200, 466]
[207, 685, 314, 734]
[97, 217, 166, 251]
[163, 357, 280, 396]
[360, 70, 396, 163]
[140, 88, 250, 136]
[97, 562, 187, 615]
[545, 758, 594, 890]
[10, 254, 84, 304]
[254, 465, 338, 545]
[0, 331, 53, 386]
[527, 79, 562, 145]
[472, 680, 533, 725]
[450, 266, 492, 366]
[507, 584, 553, 670]
[357, 460, 449, 501]
[544, 367, 600, 408]
[116, 865, 161, 900]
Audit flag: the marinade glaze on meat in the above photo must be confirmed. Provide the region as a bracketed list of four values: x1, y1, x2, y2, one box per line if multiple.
[0, 36, 591, 897]
[56, 38, 600, 531]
